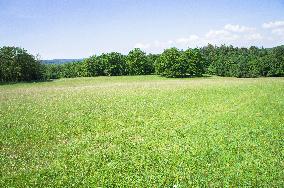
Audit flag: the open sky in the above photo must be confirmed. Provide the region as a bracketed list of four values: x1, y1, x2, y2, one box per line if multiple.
[1, 0, 284, 59]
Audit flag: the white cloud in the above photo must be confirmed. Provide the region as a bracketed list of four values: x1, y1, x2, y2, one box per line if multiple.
[206, 29, 229, 38]
[245, 33, 263, 41]
[153, 40, 165, 48]
[262, 20, 284, 29]
[271, 28, 284, 36]
[176, 35, 199, 44]
[224, 24, 255, 33]
[152, 40, 176, 49]
[134, 43, 151, 49]
[271, 27, 284, 39]
[167, 40, 174, 45]
[262, 20, 284, 39]
[205, 30, 239, 41]
[134, 22, 284, 51]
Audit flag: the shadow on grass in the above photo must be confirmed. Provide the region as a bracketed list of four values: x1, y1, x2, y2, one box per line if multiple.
[0, 79, 54, 86]
[0, 75, 216, 85]
[162, 74, 214, 78]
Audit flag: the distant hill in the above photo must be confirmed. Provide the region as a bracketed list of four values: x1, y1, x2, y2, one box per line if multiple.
[42, 59, 84, 64]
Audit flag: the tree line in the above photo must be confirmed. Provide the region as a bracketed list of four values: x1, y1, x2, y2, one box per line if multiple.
[202, 44, 284, 78]
[0, 45, 283, 82]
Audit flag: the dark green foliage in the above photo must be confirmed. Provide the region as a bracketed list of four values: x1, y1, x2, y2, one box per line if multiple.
[127, 48, 154, 75]
[61, 61, 87, 78]
[182, 48, 206, 77]
[102, 52, 127, 76]
[29, 44, 284, 79]
[44, 61, 86, 79]
[156, 48, 186, 77]
[83, 55, 106, 76]
[155, 48, 205, 77]
[0, 46, 44, 82]
[44, 64, 62, 79]
[43, 53, 128, 78]
[203, 44, 284, 78]
[146, 53, 159, 74]
[155, 48, 186, 77]
[267, 46, 284, 76]
[1, 45, 283, 82]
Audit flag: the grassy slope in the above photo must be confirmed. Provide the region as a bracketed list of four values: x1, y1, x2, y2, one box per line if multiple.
[0, 76, 283, 187]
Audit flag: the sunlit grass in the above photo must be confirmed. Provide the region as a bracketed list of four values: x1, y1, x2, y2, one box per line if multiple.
[1, 76, 283, 187]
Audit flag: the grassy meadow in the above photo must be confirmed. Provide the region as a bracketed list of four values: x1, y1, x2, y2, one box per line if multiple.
[0, 76, 283, 187]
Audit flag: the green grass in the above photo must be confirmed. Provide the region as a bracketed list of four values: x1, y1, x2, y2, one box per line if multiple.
[1, 76, 283, 187]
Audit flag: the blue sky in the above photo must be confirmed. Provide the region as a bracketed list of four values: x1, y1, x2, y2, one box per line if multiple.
[1, 0, 284, 59]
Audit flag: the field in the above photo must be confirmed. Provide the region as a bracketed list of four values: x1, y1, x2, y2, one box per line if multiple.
[0, 76, 283, 187]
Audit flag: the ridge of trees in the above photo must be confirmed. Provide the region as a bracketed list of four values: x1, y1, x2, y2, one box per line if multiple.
[1, 45, 283, 82]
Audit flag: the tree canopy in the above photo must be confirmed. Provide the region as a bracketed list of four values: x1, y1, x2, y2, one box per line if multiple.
[0, 46, 44, 82]
[1, 45, 283, 82]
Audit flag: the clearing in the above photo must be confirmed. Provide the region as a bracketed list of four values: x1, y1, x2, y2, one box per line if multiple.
[1, 76, 283, 187]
